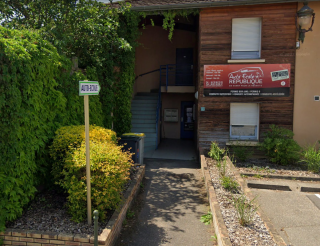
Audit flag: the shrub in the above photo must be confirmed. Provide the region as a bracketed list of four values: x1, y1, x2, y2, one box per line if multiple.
[301, 145, 320, 173]
[208, 142, 225, 161]
[259, 125, 301, 165]
[50, 125, 128, 222]
[220, 176, 239, 192]
[58, 140, 133, 222]
[232, 145, 254, 162]
[50, 125, 117, 181]
[232, 195, 259, 226]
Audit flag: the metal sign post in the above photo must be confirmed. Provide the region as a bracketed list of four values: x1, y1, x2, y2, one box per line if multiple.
[79, 81, 100, 225]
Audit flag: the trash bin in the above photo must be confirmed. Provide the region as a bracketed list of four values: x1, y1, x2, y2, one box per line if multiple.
[119, 133, 145, 164]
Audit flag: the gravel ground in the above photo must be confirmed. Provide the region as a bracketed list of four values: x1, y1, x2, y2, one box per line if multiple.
[234, 158, 320, 177]
[206, 157, 277, 246]
[6, 165, 141, 236]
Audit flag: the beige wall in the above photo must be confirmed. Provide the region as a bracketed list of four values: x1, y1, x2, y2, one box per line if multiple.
[161, 93, 195, 139]
[294, 2, 320, 147]
[134, 26, 197, 94]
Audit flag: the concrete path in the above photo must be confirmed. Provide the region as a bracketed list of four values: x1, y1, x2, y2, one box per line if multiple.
[116, 158, 214, 246]
[249, 179, 320, 246]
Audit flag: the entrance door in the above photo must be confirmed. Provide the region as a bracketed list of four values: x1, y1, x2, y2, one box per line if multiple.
[180, 101, 195, 139]
[176, 48, 193, 86]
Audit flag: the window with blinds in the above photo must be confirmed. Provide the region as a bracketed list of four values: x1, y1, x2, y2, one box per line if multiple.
[230, 103, 259, 140]
[231, 17, 262, 59]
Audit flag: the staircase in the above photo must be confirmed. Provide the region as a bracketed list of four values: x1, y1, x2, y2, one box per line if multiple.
[131, 92, 158, 153]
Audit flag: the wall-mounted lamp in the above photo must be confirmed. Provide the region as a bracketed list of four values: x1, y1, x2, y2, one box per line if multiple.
[296, 2, 315, 43]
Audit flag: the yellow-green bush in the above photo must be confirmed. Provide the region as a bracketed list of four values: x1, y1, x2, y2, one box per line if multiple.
[50, 125, 117, 181]
[50, 125, 132, 222]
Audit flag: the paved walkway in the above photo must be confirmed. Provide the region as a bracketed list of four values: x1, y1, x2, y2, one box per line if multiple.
[250, 179, 320, 246]
[116, 158, 214, 246]
[144, 139, 197, 160]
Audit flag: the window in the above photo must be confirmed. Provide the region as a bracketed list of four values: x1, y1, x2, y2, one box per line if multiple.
[230, 103, 259, 140]
[232, 17, 262, 59]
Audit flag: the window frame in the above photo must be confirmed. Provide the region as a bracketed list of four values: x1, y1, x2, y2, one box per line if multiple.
[229, 103, 260, 141]
[231, 17, 262, 60]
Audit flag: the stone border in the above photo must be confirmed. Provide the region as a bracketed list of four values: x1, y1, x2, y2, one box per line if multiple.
[225, 157, 287, 246]
[199, 148, 232, 246]
[0, 165, 145, 246]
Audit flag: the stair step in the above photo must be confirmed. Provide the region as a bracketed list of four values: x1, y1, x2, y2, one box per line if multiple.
[131, 101, 158, 109]
[144, 138, 156, 145]
[134, 96, 158, 100]
[131, 123, 155, 129]
[132, 115, 156, 120]
[131, 127, 156, 133]
[131, 119, 155, 124]
[136, 92, 158, 97]
[131, 110, 156, 115]
[132, 99, 158, 104]
[131, 106, 157, 112]
[144, 145, 157, 152]
[142, 133, 157, 138]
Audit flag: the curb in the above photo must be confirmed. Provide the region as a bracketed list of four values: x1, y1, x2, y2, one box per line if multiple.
[240, 172, 320, 182]
[199, 149, 232, 246]
[247, 183, 291, 191]
[226, 157, 287, 246]
[0, 165, 146, 246]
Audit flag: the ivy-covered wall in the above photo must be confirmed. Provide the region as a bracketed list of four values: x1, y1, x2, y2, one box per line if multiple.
[0, 27, 102, 231]
[0, 5, 139, 231]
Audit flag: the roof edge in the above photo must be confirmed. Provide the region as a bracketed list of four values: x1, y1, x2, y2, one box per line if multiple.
[131, 0, 309, 12]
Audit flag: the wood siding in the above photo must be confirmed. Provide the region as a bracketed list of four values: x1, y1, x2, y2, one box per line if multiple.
[197, 3, 297, 149]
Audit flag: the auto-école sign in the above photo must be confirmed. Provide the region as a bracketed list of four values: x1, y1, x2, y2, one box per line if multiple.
[203, 64, 290, 97]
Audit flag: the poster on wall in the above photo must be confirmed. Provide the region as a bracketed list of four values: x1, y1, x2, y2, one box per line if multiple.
[203, 64, 291, 97]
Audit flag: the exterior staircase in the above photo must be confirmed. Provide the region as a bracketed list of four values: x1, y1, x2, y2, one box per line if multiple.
[131, 92, 158, 153]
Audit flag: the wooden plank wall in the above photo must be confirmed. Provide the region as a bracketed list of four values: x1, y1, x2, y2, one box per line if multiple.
[197, 3, 297, 149]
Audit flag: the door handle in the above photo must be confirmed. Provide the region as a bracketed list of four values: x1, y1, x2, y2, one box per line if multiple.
[181, 117, 183, 122]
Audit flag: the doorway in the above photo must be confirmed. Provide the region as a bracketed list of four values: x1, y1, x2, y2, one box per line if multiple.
[176, 48, 193, 86]
[180, 101, 195, 139]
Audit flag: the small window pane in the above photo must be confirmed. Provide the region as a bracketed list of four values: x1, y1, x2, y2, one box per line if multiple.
[231, 125, 256, 137]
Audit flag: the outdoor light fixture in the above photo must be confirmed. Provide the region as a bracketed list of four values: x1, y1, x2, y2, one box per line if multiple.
[296, 2, 315, 43]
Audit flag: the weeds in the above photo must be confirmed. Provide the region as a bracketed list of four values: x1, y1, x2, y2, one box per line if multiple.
[232, 145, 254, 162]
[208, 142, 225, 161]
[211, 234, 217, 242]
[220, 176, 239, 192]
[126, 210, 135, 219]
[232, 195, 259, 226]
[301, 145, 320, 173]
[200, 212, 212, 225]
[253, 174, 263, 179]
[240, 174, 248, 178]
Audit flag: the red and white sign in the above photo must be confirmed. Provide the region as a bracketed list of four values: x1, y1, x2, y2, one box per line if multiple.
[204, 64, 291, 97]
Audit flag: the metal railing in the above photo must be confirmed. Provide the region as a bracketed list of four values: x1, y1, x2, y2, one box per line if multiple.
[156, 68, 162, 149]
[160, 64, 194, 90]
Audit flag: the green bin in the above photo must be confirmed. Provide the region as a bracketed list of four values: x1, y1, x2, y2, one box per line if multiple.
[119, 133, 145, 164]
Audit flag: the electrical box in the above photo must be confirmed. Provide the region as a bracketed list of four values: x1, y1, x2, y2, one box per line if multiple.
[164, 109, 178, 122]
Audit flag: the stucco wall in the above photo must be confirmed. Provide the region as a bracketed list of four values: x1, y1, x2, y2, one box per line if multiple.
[161, 93, 195, 139]
[294, 2, 320, 147]
[134, 26, 197, 94]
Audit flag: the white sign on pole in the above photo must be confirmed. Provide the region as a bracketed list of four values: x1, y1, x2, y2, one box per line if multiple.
[79, 80, 100, 225]
[79, 81, 100, 96]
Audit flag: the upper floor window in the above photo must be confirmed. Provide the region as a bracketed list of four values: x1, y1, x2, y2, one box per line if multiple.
[231, 17, 262, 59]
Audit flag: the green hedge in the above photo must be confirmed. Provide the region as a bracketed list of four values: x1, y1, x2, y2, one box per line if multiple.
[0, 27, 105, 230]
